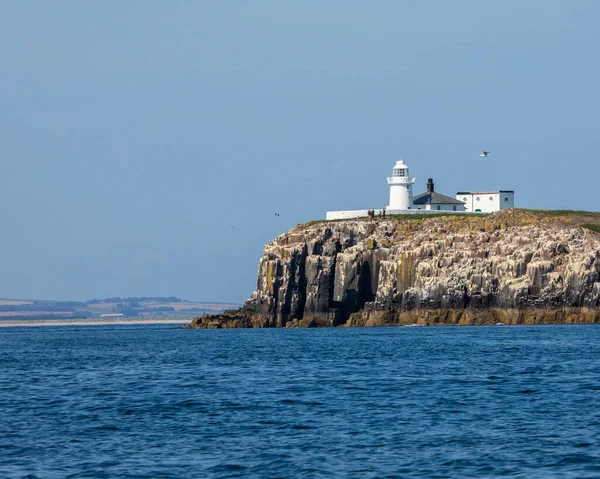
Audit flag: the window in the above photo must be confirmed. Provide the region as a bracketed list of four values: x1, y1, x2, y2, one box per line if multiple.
[437, 205, 441, 210]
[489, 196, 493, 201]
[476, 197, 480, 201]
[406, 185, 410, 190]
[462, 197, 467, 202]
[453, 206, 457, 211]
[505, 197, 509, 202]
[393, 168, 406, 177]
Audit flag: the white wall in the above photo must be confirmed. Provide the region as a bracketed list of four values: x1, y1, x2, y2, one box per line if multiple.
[456, 192, 514, 213]
[326, 208, 474, 220]
[413, 203, 465, 212]
[501, 192, 515, 210]
[387, 183, 413, 210]
[459, 194, 474, 212]
[326, 210, 372, 220]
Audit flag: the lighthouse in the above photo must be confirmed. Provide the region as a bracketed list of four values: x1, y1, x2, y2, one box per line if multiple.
[324, 155, 514, 220]
[387, 160, 415, 210]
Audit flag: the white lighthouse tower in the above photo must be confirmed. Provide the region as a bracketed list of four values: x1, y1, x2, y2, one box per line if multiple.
[387, 159, 415, 210]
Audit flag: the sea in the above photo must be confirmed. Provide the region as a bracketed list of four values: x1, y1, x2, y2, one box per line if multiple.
[1, 324, 600, 478]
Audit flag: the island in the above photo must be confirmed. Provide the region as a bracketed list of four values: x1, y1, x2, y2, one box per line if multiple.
[187, 210, 600, 328]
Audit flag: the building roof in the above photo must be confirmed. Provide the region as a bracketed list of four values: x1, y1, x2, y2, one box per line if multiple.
[456, 191, 514, 195]
[413, 191, 465, 205]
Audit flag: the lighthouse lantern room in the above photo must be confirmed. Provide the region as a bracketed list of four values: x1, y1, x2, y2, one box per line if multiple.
[387, 160, 415, 210]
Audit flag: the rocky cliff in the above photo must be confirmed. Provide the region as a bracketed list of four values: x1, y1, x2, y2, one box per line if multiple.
[189, 210, 600, 328]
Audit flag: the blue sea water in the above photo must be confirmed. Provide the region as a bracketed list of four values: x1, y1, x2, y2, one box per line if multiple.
[1, 325, 600, 478]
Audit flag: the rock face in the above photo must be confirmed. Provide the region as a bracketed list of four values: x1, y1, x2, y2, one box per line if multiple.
[189, 210, 600, 328]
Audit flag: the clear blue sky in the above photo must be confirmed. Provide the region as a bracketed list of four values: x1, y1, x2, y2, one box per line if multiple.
[1, 1, 598, 303]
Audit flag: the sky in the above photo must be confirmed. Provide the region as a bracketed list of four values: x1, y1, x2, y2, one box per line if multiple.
[1, 0, 599, 303]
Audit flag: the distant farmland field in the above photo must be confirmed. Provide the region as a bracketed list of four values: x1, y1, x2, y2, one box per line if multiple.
[144, 302, 238, 311]
[0, 311, 72, 317]
[0, 297, 239, 319]
[0, 300, 33, 306]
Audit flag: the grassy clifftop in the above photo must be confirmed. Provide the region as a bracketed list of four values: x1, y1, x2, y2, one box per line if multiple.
[303, 209, 600, 234]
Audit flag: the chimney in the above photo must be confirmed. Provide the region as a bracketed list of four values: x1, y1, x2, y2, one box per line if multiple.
[427, 178, 434, 193]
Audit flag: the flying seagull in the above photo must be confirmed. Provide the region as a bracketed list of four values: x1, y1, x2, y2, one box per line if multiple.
[480, 151, 490, 157]
[274, 213, 280, 217]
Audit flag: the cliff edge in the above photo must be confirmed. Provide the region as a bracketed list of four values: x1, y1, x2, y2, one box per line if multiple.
[189, 210, 600, 328]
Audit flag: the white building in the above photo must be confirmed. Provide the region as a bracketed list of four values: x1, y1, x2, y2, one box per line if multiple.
[386, 160, 415, 210]
[455, 191, 515, 213]
[413, 179, 466, 211]
[324, 157, 514, 220]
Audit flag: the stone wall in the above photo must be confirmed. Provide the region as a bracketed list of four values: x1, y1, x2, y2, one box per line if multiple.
[325, 209, 475, 220]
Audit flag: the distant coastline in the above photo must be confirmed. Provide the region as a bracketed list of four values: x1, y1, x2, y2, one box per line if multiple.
[0, 296, 238, 321]
[0, 317, 190, 328]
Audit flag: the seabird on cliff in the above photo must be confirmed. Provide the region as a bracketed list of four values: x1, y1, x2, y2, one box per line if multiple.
[480, 151, 490, 157]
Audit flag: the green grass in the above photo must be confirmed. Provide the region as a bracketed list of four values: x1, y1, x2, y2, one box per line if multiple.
[387, 213, 489, 221]
[301, 212, 489, 227]
[582, 223, 600, 234]
[302, 209, 600, 228]
[526, 209, 600, 217]
[525, 210, 600, 232]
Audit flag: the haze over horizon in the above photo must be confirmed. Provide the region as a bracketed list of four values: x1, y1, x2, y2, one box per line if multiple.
[1, 1, 599, 303]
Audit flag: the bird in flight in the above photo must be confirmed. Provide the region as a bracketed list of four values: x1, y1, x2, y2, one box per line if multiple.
[274, 213, 280, 217]
[480, 151, 490, 157]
